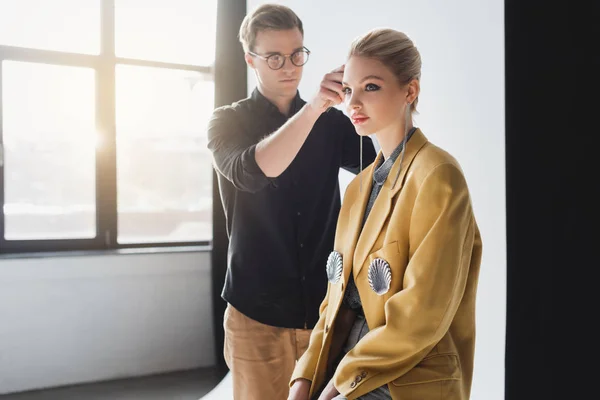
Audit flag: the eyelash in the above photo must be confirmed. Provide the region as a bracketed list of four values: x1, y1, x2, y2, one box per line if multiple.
[342, 83, 381, 95]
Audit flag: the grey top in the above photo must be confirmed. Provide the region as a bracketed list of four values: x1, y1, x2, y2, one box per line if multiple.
[342, 128, 417, 313]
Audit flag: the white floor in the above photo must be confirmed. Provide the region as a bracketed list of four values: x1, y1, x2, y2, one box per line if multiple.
[200, 372, 233, 399]
[0, 368, 227, 400]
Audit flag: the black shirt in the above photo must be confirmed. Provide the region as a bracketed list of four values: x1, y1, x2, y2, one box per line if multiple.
[207, 88, 377, 329]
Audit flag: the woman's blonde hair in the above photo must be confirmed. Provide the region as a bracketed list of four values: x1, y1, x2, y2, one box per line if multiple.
[349, 28, 421, 113]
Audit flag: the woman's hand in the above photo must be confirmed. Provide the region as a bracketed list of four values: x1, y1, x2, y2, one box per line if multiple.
[316, 378, 340, 400]
[288, 378, 311, 400]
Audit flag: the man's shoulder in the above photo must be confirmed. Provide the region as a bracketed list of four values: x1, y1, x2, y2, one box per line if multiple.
[211, 96, 254, 119]
[207, 99, 254, 143]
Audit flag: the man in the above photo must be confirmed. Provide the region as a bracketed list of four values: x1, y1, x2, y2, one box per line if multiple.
[207, 4, 376, 399]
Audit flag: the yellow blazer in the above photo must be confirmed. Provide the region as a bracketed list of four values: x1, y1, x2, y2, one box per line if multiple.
[291, 129, 482, 400]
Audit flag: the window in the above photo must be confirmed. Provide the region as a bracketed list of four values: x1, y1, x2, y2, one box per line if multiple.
[0, 0, 101, 55]
[115, 0, 216, 66]
[0, 0, 217, 254]
[2, 62, 97, 241]
[115, 65, 214, 244]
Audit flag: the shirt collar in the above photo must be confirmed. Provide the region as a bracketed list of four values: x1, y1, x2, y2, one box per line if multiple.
[251, 88, 305, 117]
[373, 127, 417, 185]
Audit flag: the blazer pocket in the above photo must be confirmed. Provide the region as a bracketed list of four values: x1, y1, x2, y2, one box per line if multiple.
[367, 241, 401, 265]
[391, 353, 461, 387]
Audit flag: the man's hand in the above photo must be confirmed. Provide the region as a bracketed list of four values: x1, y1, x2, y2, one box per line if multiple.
[288, 378, 311, 400]
[316, 378, 341, 400]
[308, 65, 345, 115]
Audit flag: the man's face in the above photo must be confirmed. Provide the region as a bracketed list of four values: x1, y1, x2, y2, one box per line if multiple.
[245, 28, 304, 99]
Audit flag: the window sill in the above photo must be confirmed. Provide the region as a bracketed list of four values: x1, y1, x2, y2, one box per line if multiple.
[0, 244, 212, 260]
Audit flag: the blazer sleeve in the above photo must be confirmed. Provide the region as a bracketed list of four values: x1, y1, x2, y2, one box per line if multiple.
[333, 162, 479, 398]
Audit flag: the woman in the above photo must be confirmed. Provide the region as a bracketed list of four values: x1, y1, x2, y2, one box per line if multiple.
[287, 28, 483, 400]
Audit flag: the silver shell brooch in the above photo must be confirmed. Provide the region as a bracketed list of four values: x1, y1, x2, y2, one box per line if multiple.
[326, 251, 343, 284]
[368, 258, 392, 295]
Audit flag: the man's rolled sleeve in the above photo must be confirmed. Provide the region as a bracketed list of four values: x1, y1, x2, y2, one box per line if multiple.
[206, 107, 271, 193]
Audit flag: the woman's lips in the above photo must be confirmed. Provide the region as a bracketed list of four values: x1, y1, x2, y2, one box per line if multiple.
[351, 116, 369, 125]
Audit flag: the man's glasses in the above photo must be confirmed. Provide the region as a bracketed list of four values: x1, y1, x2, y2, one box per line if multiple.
[248, 47, 310, 70]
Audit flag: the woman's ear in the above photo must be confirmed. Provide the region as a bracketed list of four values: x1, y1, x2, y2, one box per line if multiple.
[406, 79, 420, 104]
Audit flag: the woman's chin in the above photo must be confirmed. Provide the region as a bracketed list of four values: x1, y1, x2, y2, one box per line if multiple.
[354, 126, 373, 136]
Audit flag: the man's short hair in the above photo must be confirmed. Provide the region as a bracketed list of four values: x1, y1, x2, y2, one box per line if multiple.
[239, 4, 304, 52]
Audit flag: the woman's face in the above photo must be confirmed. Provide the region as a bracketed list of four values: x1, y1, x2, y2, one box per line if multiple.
[342, 56, 409, 137]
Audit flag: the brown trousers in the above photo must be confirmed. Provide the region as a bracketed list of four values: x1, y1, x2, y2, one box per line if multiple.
[223, 304, 312, 400]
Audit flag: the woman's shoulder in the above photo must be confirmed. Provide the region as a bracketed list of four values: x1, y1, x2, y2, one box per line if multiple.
[414, 142, 460, 170]
[412, 140, 465, 179]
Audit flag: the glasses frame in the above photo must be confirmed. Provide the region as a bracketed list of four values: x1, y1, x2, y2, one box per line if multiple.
[248, 46, 311, 70]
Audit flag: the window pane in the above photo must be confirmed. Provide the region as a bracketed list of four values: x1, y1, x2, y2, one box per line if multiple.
[0, 0, 100, 54]
[115, 0, 217, 66]
[2, 61, 97, 240]
[116, 65, 213, 244]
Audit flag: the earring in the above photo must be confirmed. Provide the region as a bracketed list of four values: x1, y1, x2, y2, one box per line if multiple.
[391, 103, 412, 189]
[405, 102, 412, 138]
[359, 135, 363, 192]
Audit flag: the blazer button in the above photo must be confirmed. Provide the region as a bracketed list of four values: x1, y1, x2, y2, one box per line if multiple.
[355, 375, 363, 383]
[350, 381, 357, 388]
[360, 371, 367, 378]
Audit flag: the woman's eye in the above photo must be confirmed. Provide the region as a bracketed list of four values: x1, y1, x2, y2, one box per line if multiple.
[365, 83, 380, 91]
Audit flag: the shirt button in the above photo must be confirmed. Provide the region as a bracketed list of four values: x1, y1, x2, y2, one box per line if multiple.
[297, 211, 301, 216]
[301, 276, 306, 282]
[300, 243, 304, 248]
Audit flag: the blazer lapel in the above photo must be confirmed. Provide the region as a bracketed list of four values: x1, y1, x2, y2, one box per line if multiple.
[352, 129, 429, 277]
[342, 153, 379, 283]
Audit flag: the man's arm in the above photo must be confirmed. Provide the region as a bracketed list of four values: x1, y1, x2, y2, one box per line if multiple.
[255, 103, 322, 177]
[206, 106, 272, 193]
[256, 66, 347, 178]
[207, 66, 348, 192]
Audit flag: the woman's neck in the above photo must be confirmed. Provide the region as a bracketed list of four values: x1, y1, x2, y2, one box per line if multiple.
[376, 121, 414, 159]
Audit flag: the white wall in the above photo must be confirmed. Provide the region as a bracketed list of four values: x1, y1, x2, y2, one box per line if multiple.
[0, 250, 215, 395]
[248, 1, 506, 399]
